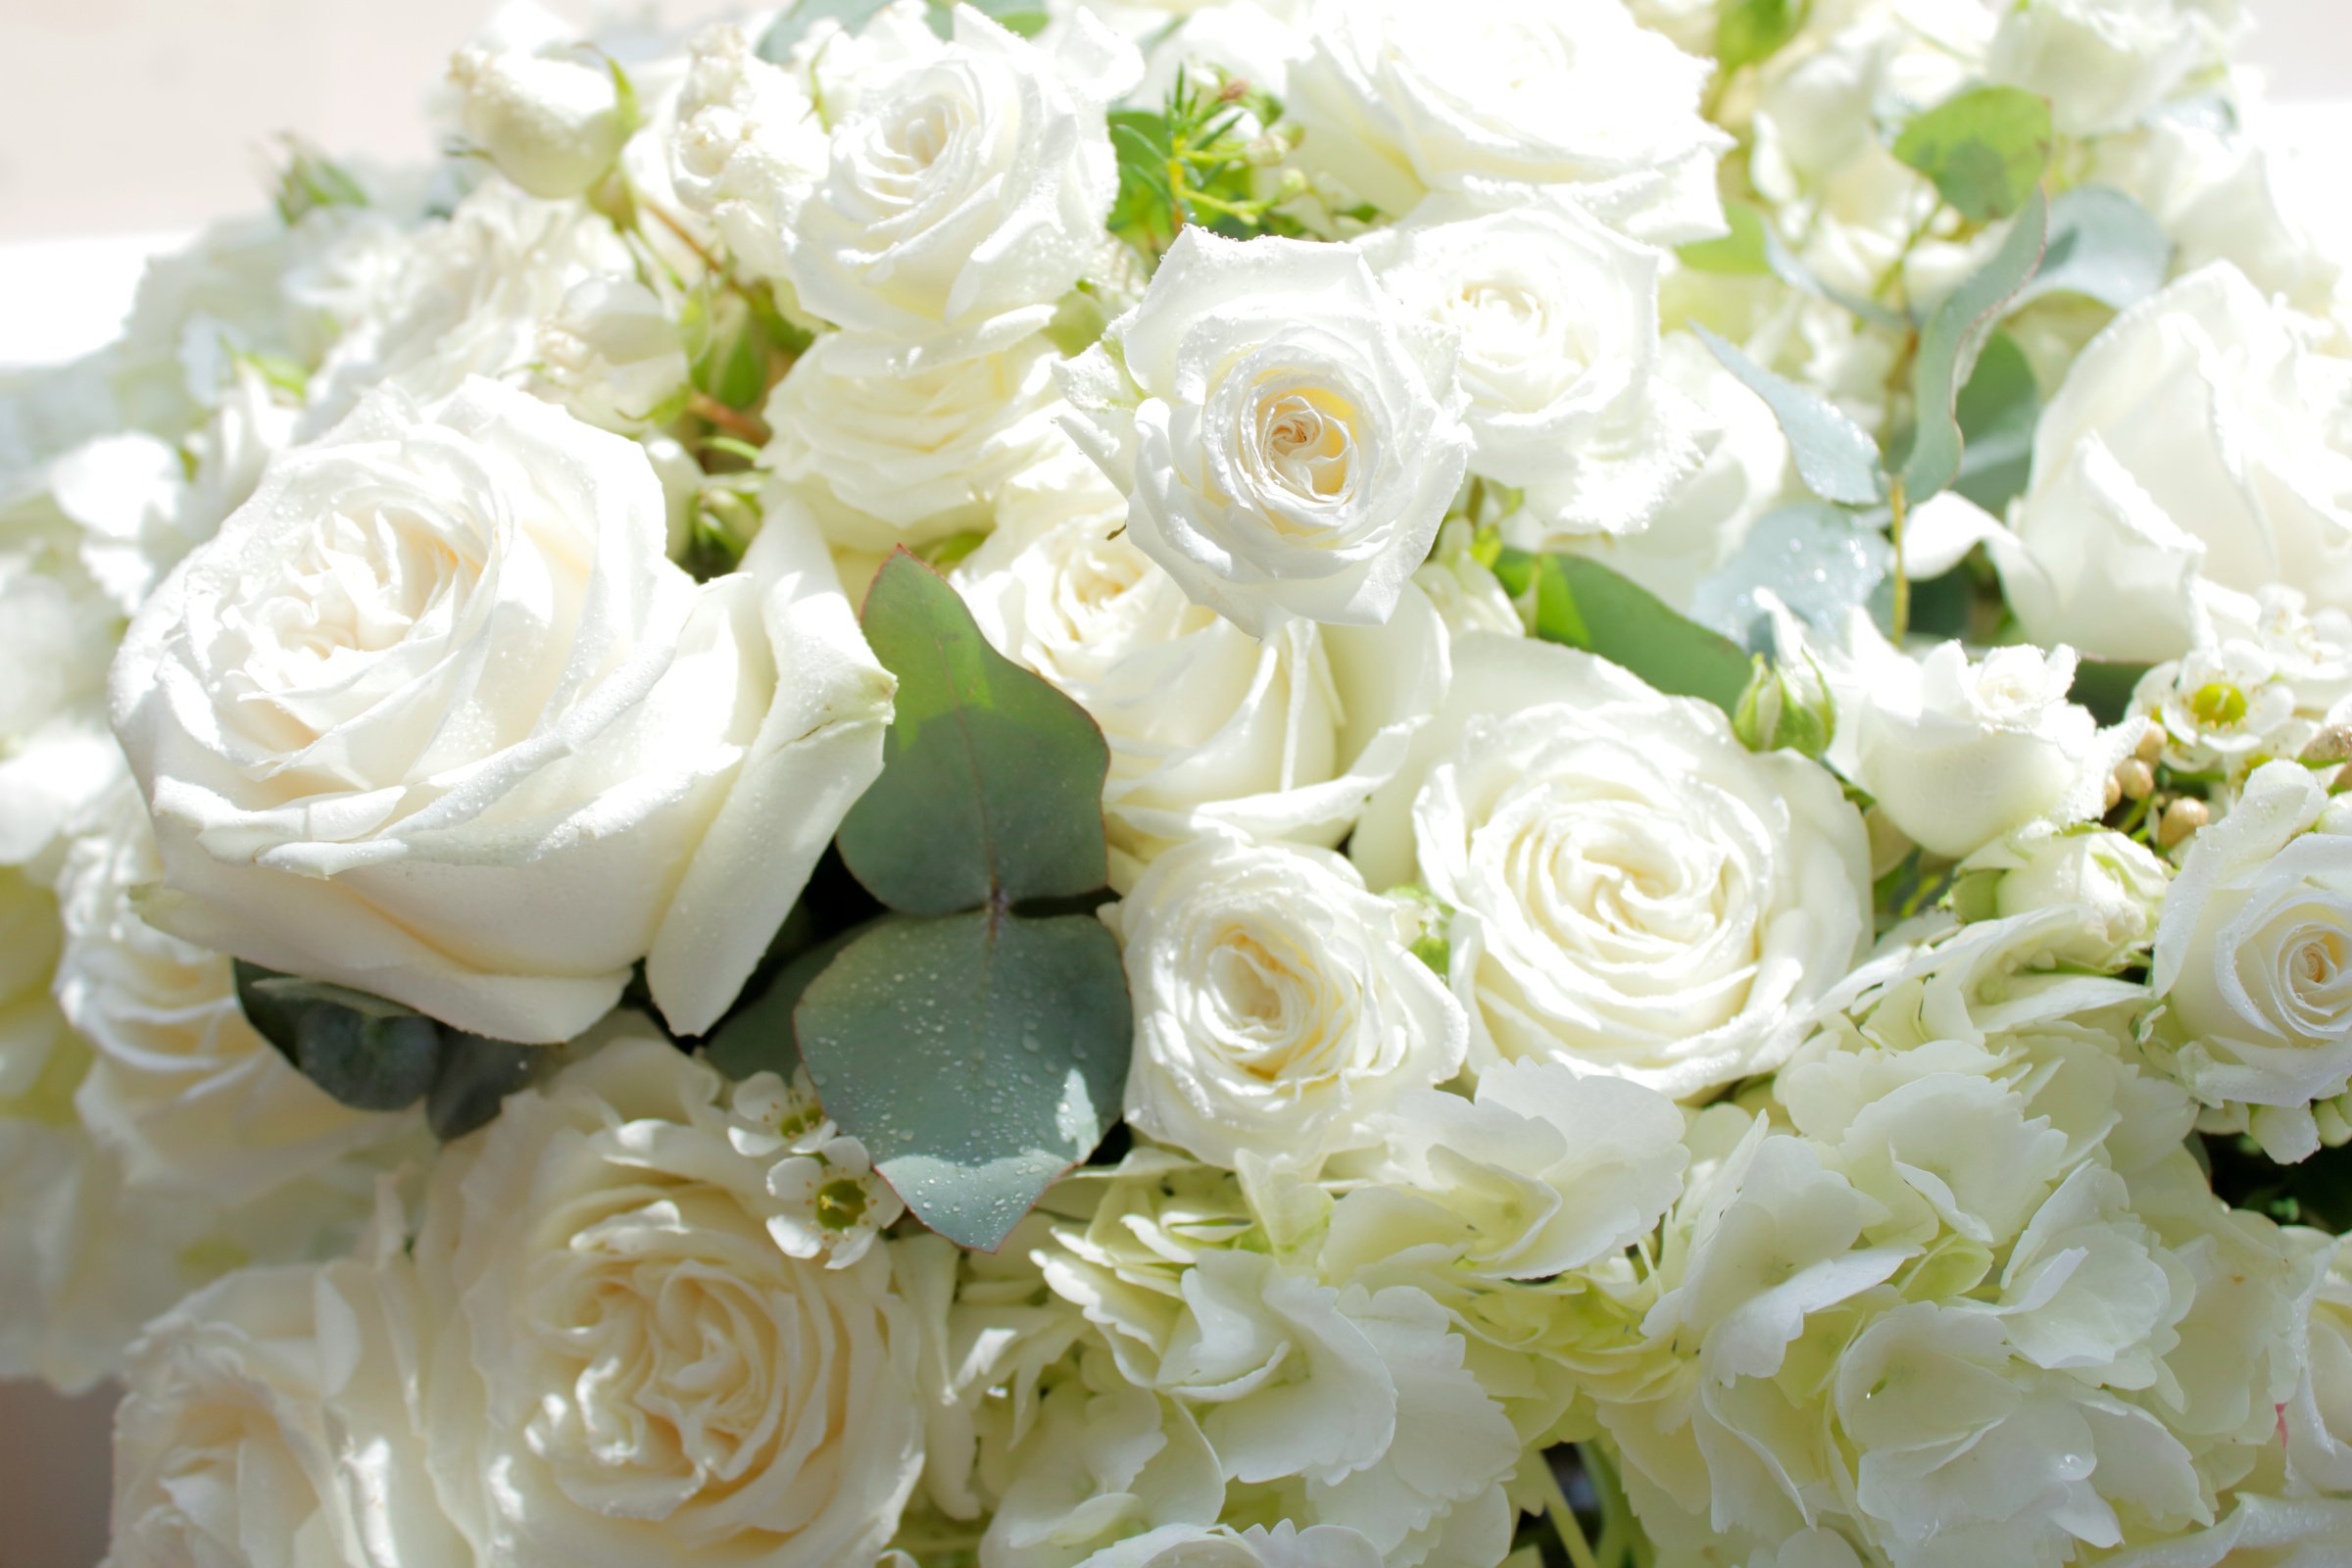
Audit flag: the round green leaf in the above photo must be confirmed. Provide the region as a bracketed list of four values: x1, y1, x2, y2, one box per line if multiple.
[838, 552, 1111, 914]
[794, 909, 1132, 1251]
[1892, 85, 2054, 225]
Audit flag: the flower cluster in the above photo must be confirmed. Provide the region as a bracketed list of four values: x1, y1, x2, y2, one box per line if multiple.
[4, 1, 2351, 1566]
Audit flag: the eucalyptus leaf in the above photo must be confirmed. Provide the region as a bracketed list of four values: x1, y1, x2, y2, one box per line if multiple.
[1760, 223, 1910, 330]
[1951, 331, 2041, 513]
[1903, 185, 2049, 503]
[1531, 554, 1755, 715]
[2009, 184, 2173, 313]
[427, 1034, 542, 1142]
[1718, 0, 1807, 73]
[702, 925, 866, 1082]
[838, 551, 1111, 914]
[795, 910, 1131, 1251]
[1694, 324, 1885, 506]
[1891, 84, 2053, 224]
[757, 0, 890, 61]
[1692, 504, 1893, 653]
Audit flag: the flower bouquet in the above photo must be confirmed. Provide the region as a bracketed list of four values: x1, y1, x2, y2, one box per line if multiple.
[8, 0, 2352, 1563]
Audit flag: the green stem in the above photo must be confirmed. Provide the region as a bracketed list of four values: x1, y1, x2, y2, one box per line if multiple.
[1543, 1460, 1601, 1568]
[1887, 475, 1911, 643]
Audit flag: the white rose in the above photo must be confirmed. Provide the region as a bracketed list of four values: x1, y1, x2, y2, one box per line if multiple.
[1285, 0, 1729, 243]
[108, 1221, 466, 1568]
[2288, 1235, 2352, 1494]
[1988, 0, 2241, 138]
[956, 466, 1446, 884]
[1983, 826, 2173, 971]
[450, 43, 632, 199]
[54, 790, 418, 1205]
[2095, 1494, 2352, 1568]
[1061, 228, 1471, 635]
[1075, 1523, 1385, 1568]
[413, 1037, 929, 1566]
[305, 182, 637, 432]
[111, 378, 895, 1044]
[777, 2, 1139, 368]
[531, 276, 691, 435]
[669, 24, 830, 286]
[1106, 835, 1466, 1169]
[2151, 760, 2352, 1161]
[1989, 264, 2352, 662]
[1789, 608, 2138, 859]
[1357, 196, 1709, 539]
[761, 330, 1071, 551]
[1354, 634, 1871, 1098]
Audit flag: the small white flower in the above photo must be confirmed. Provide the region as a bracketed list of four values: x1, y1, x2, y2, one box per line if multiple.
[1060, 228, 1472, 635]
[1988, 0, 2243, 138]
[2137, 639, 2303, 774]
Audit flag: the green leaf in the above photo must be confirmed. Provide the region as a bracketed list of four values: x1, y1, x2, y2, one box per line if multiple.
[426, 1034, 542, 1142]
[795, 910, 1131, 1251]
[1692, 503, 1892, 653]
[2070, 660, 2153, 725]
[1903, 185, 2050, 503]
[839, 552, 1112, 914]
[757, 0, 890, 61]
[2010, 184, 2173, 313]
[1693, 324, 1885, 506]
[1892, 85, 2054, 224]
[1717, 0, 1808, 73]
[957, 0, 1050, 35]
[702, 925, 864, 1082]
[1951, 331, 2041, 514]
[1107, 110, 1178, 244]
[1678, 201, 1772, 275]
[234, 962, 439, 1113]
[1759, 222, 1910, 331]
[1531, 554, 1756, 716]
[689, 291, 769, 411]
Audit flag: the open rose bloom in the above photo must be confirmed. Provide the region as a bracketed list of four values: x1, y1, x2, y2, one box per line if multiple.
[10, 1, 2352, 1564]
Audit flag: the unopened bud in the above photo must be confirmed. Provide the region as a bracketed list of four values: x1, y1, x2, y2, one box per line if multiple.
[2157, 796, 2210, 849]
[2115, 760, 2156, 801]
[451, 45, 632, 200]
[2103, 772, 2124, 812]
[2134, 725, 2166, 766]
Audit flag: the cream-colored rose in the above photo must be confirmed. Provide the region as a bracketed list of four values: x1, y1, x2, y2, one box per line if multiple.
[956, 460, 1446, 886]
[761, 329, 1071, 551]
[53, 790, 416, 1205]
[1354, 634, 1870, 1097]
[412, 1037, 929, 1567]
[668, 23, 831, 286]
[2151, 760, 2352, 1161]
[1285, 0, 1728, 242]
[1106, 835, 1466, 1169]
[111, 378, 895, 1043]
[1061, 228, 1471, 636]
[1988, 0, 2242, 137]
[1357, 195, 1709, 539]
[2288, 1234, 2352, 1494]
[108, 1215, 466, 1568]
[1989, 264, 2352, 662]
[451, 43, 632, 200]
[775, 1, 1139, 368]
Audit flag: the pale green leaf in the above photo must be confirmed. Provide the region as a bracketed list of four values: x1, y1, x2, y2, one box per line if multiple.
[1694, 324, 1886, 506]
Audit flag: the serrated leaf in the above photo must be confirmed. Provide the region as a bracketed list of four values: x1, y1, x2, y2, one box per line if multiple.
[2010, 184, 2172, 314]
[1903, 186, 2049, 502]
[1532, 554, 1755, 715]
[1718, 0, 1808, 73]
[1951, 330, 2040, 513]
[1678, 201, 1772, 275]
[1694, 324, 1885, 506]
[838, 551, 1111, 914]
[1892, 85, 2053, 224]
[796, 910, 1131, 1250]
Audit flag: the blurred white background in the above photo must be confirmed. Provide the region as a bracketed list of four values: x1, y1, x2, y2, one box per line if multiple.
[0, 1, 2345, 1564]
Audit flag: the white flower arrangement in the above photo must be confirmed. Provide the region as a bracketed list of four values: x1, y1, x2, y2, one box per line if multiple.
[5, 1, 2352, 1564]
